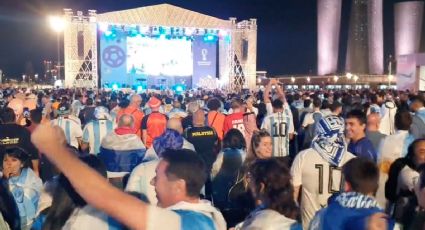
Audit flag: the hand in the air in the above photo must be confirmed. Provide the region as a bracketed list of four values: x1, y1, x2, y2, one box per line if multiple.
[31, 122, 66, 155]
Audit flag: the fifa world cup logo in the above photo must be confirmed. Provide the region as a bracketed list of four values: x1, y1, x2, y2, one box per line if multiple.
[201, 49, 208, 61]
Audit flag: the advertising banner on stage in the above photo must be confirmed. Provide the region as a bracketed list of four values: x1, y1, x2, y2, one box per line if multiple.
[397, 54, 417, 91]
[100, 35, 128, 86]
[192, 36, 217, 88]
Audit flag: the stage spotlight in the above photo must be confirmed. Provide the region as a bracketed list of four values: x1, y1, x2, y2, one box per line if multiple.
[49, 16, 66, 32]
[98, 22, 109, 32]
[204, 35, 216, 42]
[137, 85, 143, 92]
[112, 83, 119, 91]
[218, 30, 228, 37]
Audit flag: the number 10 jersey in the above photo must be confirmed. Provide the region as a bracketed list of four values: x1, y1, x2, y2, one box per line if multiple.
[261, 111, 294, 157]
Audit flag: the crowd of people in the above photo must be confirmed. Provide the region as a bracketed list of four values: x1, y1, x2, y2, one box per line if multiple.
[0, 79, 425, 229]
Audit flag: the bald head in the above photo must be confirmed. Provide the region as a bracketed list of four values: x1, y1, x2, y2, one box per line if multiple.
[167, 118, 183, 134]
[118, 114, 134, 128]
[130, 94, 142, 107]
[367, 113, 380, 131]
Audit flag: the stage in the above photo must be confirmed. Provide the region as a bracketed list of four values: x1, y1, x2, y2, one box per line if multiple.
[62, 4, 257, 91]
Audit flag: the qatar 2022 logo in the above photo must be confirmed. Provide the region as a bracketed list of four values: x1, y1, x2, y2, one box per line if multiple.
[102, 45, 125, 68]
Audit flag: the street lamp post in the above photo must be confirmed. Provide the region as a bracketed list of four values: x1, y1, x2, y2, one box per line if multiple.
[48, 16, 65, 80]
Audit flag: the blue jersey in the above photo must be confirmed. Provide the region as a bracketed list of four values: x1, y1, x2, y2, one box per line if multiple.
[348, 137, 377, 163]
[82, 119, 114, 154]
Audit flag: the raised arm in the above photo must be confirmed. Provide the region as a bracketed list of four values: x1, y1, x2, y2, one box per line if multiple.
[31, 124, 148, 230]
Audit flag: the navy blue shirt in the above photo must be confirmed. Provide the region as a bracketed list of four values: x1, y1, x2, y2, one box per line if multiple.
[347, 137, 377, 162]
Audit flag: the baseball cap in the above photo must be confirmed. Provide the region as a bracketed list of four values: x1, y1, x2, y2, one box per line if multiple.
[148, 96, 161, 108]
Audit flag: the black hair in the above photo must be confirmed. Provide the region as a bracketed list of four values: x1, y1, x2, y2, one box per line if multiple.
[248, 158, 298, 219]
[86, 98, 94, 106]
[42, 155, 107, 230]
[207, 98, 221, 111]
[0, 107, 15, 123]
[271, 99, 283, 109]
[346, 109, 367, 125]
[394, 110, 412, 131]
[313, 98, 322, 108]
[222, 128, 246, 150]
[410, 95, 425, 106]
[161, 149, 207, 198]
[330, 101, 342, 112]
[343, 158, 379, 195]
[30, 108, 43, 124]
[3, 147, 31, 169]
[304, 99, 312, 108]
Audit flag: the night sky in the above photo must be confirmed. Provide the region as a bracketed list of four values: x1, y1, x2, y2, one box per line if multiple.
[0, 0, 419, 78]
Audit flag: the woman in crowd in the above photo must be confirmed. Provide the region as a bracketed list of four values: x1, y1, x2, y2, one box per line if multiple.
[211, 129, 247, 226]
[386, 138, 425, 229]
[40, 155, 121, 230]
[235, 158, 300, 229]
[2, 147, 42, 230]
[248, 129, 273, 161]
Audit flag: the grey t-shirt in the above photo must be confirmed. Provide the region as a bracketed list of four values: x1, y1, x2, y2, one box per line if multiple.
[366, 131, 386, 152]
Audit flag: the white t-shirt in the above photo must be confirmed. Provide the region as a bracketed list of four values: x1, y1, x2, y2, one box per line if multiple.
[291, 148, 355, 229]
[126, 160, 159, 205]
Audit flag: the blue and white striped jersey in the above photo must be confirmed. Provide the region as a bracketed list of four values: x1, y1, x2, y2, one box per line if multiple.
[82, 119, 114, 154]
[51, 116, 83, 149]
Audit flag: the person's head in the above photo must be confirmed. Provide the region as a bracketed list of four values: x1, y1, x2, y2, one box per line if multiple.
[249, 129, 273, 160]
[172, 100, 181, 109]
[148, 96, 161, 112]
[29, 108, 42, 125]
[231, 99, 243, 112]
[2, 147, 31, 178]
[330, 101, 343, 115]
[406, 139, 425, 169]
[0, 107, 16, 124]
[394, 110, 412, 131]
[346, 109, 367, 141]
[153, 129, 184, 157]
[343, 158, 379, 196]
[313, 98, 322, 110]
[118, 114, 134, 129]
[271, 99, 283, 112]
[151, 149, 206, 208]
[366, 113, 381, 132]
[57, 103, 71, 116]
[247, 158, 298, 219]
[186, 101, 200, 115]
[192, 109, 205, 127]
[130, 94, 142, 107]
[223, 128, 246, 150]
[85, 98, 94, 106]
[410, 95, 425, 112]
[43, 155, 107, 229]
[207, 98, 221, 111]
[167, 117, 184, 134]
[304, 99, 312, 109]
[94, 106, 111, 120]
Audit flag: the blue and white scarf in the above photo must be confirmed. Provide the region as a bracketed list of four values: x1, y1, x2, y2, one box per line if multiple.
[311, 115, 347, 167]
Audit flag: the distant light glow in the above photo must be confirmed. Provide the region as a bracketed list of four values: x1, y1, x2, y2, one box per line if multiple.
[98, 23, 109, 32]
[112, 83, 119, 91]
[137, 85, 143, 92]
[49, 16, 66, 32]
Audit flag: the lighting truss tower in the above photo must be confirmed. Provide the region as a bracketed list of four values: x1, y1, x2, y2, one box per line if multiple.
[63, 9, 98, 88]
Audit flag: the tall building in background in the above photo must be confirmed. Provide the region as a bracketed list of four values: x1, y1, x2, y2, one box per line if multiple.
[317, 0, 343, 75]
[346, 0, 384, 74]
[394, 1, 424, 57]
